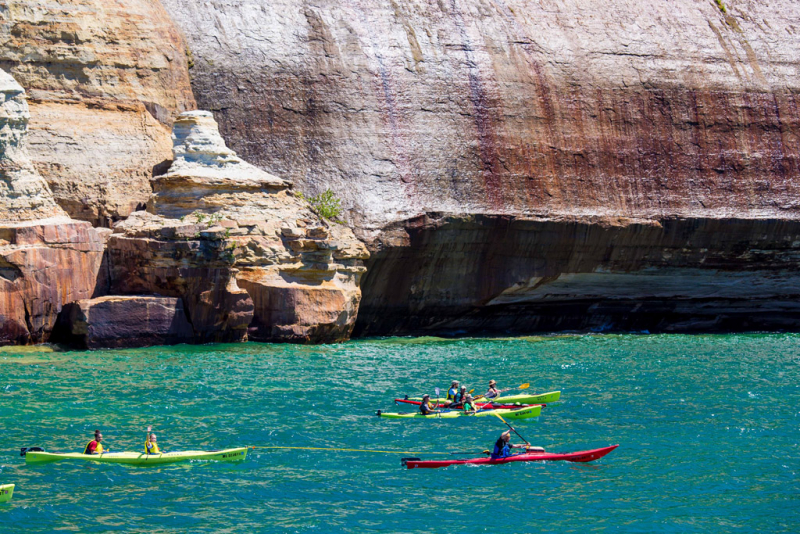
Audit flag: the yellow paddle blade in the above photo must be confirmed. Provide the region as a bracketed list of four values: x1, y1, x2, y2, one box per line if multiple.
[491, 410, 507, 424]
[519, 383, 530, 390]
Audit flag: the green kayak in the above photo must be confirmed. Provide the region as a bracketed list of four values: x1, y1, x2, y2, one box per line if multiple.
[25, 447, 248, 465]
[377, 405, 541, 419]
[408, 390, 560, 405]
[0, 484, 13, 503]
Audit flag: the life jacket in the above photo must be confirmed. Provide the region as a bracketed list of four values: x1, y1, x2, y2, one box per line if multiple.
[420, 401, 434, 415]
[491, 438, 510, 459]
[83, 440, 103, 455]
[446, 388, 457, 400]
[145, 441, 160, 454]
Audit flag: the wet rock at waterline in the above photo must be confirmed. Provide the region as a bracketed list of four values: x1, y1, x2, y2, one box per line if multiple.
[52, 296, 194, 349]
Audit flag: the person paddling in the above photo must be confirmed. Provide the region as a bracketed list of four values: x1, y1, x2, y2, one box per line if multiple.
[419, 394, 439, 415]
[462, 394, 478, 414]
[145, 432, 160, 455]
[443, 381, 460, 407]
[490, 429, 528, 459]
[485, 380, 500, 399]
[83, 430, 107, 455]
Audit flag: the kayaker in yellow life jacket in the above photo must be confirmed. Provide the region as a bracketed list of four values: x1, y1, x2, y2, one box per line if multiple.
[83, 430, 107, 455]
[419, 394, 439, 415]
[442, 381, 460, 407]
[145, 433, 160, 454]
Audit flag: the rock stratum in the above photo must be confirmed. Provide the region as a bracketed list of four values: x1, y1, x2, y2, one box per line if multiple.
[4, 0, 800, 344]
[103, 111, 368, 346]
[1, 0, 196, 225]
[0, 69, 104, 345]
[158, 0, 800, 335]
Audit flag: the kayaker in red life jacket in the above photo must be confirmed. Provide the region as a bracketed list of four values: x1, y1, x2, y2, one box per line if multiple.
[419, 394, 439, 415]
[83, 430, 108, 455]
[490, 430, 528, 459]
[485, 380, 500, 399]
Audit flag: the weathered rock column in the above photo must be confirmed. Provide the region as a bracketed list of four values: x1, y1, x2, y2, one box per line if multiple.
[106, 111, 368, 344]
[0, 70, 104, 345]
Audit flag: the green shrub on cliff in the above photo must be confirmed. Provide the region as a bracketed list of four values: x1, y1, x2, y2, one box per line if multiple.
[302, 189, 343, 222]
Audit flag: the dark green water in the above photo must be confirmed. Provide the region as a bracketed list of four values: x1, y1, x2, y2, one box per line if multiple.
[0, 334, 798, 532]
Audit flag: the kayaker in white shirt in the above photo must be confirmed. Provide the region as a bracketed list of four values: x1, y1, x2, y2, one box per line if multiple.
[485, 380, 500, 399]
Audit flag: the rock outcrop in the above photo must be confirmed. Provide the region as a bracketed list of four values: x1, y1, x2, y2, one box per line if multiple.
[106, 111, 368, 344]
[52, 296, 194, 349]
[355, 214, 800, 336]
[1, 0, 196, 225]
[159, 0, 800, 334]
[0, 70, 103, 345]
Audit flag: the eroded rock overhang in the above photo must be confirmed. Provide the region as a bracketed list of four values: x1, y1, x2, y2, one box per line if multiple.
[355, 214, 800, 336]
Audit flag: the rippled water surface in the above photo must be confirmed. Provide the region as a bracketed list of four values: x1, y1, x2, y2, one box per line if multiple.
[1, 334, 799, 532]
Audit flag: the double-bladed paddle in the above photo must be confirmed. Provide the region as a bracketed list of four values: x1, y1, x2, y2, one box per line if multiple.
[474, 382, 530, 401]
[490, 411, 531, 448]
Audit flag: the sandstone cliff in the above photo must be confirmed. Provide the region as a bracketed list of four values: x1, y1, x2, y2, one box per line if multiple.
[0, 70, 103, 345]
[103, 111, 368, 345]
[159, 0, 800, 334]
[1, 0, 196, 225]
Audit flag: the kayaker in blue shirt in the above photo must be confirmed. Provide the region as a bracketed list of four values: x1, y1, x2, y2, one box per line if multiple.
[490, 430, 528, 459]
[419, 394, 439, 415]
[443, 381, 460, 406]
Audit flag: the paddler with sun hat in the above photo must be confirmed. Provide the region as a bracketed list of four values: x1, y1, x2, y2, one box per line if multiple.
[485, 380, 500, 399]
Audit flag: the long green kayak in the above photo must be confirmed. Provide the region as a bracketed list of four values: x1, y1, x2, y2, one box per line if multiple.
[377, 405, 541, 419]
[25, 447, 248, 465]
[408, 390, 560, 405]
[0, 484, 13, 503]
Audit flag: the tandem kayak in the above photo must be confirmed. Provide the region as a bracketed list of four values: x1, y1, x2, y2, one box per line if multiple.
[0, 484, 13, 503]
[395, 399, 542, 410]
[403, 444, 618, 469]
[377, 405, 541, 419]
[24, 447, 248, 465]
[407, 390, 561, 405]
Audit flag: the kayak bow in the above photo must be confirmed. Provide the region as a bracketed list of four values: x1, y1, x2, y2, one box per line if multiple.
[404, 444, 618, 469]
[0, 484, 13, 503]
[25, 447, 248, 466]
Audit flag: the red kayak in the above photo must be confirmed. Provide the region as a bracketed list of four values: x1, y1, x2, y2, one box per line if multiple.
[394, 399, 543, 410]
[403, 445, 618, 469]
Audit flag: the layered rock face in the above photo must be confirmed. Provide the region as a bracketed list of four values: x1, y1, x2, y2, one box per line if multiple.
[0, 70, 103, 345]
[160, 0, 800, 334]
[52, 296, 194, 349]
[1, 0, 196, 225]
[107, 111, 368, 344]
[355, 215, 800, 336]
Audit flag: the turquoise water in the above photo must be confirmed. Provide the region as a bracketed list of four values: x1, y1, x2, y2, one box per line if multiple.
[1, 334, 798, 532]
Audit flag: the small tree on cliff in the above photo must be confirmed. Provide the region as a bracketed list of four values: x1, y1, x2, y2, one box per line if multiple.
[301, 189, 343, 223]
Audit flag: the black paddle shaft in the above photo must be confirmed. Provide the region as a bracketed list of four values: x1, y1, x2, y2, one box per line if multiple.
[504, 421, 530, 446]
